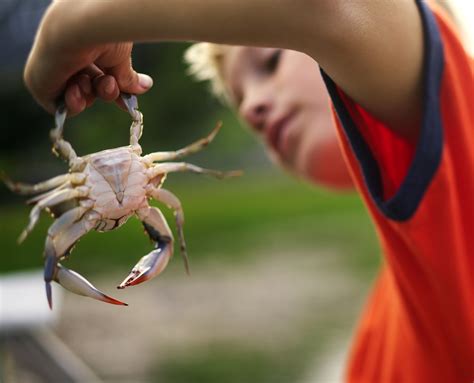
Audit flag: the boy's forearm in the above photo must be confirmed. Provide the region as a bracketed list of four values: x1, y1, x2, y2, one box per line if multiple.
[48, 0, 326, 53]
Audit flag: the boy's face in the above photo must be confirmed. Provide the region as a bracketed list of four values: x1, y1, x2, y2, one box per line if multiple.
[222, 47, 336, 180]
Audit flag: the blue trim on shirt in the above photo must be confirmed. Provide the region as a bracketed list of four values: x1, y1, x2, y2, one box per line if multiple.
[320, 0, 444, 221]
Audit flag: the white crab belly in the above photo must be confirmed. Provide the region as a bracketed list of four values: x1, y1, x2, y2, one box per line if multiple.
[84, 160, 149, 231]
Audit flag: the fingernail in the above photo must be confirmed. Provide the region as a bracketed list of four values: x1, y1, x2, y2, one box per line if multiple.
[138, 74, 153, 89]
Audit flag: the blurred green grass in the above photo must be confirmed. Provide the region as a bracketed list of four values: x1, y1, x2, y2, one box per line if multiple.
[0, 171, 379, 278]
[152, 343, 302, 383]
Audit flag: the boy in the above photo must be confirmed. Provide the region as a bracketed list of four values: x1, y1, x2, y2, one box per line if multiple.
[23, 0, 474, 381]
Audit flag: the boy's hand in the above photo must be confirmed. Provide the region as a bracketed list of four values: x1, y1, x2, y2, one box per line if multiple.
[23, 4, 153, 116]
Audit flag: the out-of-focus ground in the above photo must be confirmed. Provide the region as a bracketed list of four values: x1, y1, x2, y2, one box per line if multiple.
[55, 250, 370, 383]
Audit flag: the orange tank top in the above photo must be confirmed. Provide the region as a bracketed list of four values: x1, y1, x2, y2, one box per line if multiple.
[321, 1, 474, 382]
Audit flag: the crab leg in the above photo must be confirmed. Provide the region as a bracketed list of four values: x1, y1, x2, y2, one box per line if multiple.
[44, 209, 127, 309]
[1, 173, 84, 195]
[19, 187, 89, 243]
[121, 93, 143, 153]
[50, 104, 80, 167]
[143, 121, 222, 162]
[118, 206, 174, 289]
[26, 182, 72, 205]
[149, 162, 242, 180]
[149, 187, 189, 274]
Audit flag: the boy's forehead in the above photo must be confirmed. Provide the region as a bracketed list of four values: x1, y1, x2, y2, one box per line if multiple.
[224, 47, 252, 69]
[225, 47, 266, 65]
[222, 47, 247, 82]
[223, 47, 266, 79]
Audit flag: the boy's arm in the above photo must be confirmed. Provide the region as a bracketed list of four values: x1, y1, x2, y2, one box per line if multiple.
[26, 0, 424, 139]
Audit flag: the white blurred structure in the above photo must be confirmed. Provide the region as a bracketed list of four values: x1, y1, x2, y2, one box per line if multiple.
[0, 270, 102, 383]
[0, 270, 61, 330]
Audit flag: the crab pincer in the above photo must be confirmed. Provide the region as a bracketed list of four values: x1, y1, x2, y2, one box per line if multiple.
[118, 208, 175, 289]
[44, 254, 127, 309]
[117, 243, 173, 289]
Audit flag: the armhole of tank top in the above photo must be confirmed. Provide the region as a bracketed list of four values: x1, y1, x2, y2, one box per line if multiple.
[320, 0, 444, 221]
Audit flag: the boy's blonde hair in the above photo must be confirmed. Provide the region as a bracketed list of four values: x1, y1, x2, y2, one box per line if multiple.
[184, 42, 232, 104]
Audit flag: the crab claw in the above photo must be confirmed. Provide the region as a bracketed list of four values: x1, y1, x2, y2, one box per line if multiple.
[45, 280, 54, 310]
[53, 264, 128, 307]
[118, 243, 172, 289]
[44, 254, 57, 309]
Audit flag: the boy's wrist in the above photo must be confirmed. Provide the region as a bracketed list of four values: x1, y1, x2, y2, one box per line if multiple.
[38, 3, 106, 76]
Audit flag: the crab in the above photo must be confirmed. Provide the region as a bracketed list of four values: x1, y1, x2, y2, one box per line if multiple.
[3, 94, 240, 309]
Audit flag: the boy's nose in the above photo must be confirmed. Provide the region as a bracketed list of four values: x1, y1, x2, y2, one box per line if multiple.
[241, 99, 272, 132]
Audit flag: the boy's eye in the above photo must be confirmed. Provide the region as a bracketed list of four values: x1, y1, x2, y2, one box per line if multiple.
[264, 50, 282, 73]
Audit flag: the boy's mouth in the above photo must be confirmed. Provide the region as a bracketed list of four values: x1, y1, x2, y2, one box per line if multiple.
[265, 111, 297, 157]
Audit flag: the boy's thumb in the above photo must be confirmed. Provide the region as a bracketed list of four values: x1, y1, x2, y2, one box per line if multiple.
[108, 59, 153, 94]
